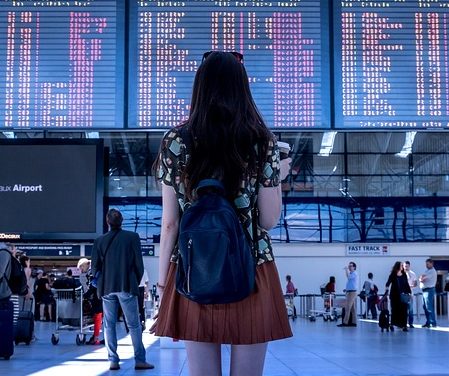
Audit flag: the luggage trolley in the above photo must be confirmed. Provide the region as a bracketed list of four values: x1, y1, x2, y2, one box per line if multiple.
[50, 286, 93, 345]
[309, 293, 341, 322]
[284, 293, 297, 320]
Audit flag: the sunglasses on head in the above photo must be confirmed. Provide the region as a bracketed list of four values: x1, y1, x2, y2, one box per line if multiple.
[202, 51, 244, 63]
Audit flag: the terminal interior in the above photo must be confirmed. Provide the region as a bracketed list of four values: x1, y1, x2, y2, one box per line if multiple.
[1, 0, 449, 375]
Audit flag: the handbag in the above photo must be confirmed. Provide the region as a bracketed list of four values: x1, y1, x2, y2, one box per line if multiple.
[359, 290, 366, 301]
[400, 293, 411, 304]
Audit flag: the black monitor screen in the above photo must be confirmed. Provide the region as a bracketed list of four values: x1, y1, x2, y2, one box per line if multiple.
[334, 0, 449, 129]
[0, 1, 124, 129]
[0, 140, 104, 241]
[128, 0, 330, 129]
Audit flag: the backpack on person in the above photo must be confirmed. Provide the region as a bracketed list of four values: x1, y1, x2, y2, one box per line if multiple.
[0, 249, 28, 296]
[175, 179, 256, 305]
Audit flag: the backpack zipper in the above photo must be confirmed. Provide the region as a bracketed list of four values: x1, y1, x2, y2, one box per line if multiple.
[187, 238, 193, 293]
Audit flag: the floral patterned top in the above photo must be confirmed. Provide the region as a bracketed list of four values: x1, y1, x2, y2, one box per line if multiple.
[157, 127, 280, 265]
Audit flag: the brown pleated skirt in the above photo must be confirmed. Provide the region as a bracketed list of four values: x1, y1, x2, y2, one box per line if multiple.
[154, 260, 293, 345]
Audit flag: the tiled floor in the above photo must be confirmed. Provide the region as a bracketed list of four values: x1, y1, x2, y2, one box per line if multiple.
[1, 315, 448, 376]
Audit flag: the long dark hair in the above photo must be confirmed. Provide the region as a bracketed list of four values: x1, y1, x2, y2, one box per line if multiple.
[181, 51, 272, 199]
[391, 261, 403, 275]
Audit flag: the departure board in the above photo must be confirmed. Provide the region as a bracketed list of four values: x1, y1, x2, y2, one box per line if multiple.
[334, 0, 449, 129]
[0, 0, 124, 129]
[129, 0, 330, 129]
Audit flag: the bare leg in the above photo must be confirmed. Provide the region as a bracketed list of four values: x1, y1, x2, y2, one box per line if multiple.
[48, 304, 52, 321]
[185, 341, 222, 376]
[230, 343, 268, 376]
[40, 304, 45, 320]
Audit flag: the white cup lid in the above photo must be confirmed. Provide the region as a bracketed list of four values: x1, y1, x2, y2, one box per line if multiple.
[277, 141, 290, 151]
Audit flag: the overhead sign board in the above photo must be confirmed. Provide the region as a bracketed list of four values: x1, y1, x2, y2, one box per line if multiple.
[346, 244, 390, 256]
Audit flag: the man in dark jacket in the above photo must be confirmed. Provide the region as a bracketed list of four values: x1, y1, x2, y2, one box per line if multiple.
[92, 209, 154, 371]
[0, 243, 12, 302]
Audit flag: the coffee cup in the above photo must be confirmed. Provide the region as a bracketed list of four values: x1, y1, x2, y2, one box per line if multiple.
[277, 141, 291, 160]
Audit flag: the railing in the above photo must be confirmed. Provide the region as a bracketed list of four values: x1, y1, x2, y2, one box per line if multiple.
[359, 292, 423, 319]
[297, 294, 317, 318]
[297, 293, 346, 318]
[298, 291, 449, 322]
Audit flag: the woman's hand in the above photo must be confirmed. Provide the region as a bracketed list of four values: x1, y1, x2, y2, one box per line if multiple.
[149, 312, 159, 334]
[280, 157, 292, 181]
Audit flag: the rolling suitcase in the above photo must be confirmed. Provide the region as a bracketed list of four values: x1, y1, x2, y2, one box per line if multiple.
[377, 293, 391, 332]
[0, 299, 14, 359]
[379, 309, 390, 332]
[15, 298, 34, 345]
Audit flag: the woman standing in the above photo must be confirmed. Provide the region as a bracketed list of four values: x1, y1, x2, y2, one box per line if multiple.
[151, 51, 292, 376]
[385, 261, 412, 331]
[19, 255, 34, 312]
[285, 275, 296, 295]
[35, 272, 53, 321]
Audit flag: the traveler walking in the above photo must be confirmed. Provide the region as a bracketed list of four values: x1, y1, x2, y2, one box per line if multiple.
[385, 261, 411, 332]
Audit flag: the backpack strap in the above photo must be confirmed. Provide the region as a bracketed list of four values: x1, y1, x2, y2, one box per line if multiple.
[100, 229, 120, 264]
[251, 143, 261, 256]
[0, 248, 12, 283]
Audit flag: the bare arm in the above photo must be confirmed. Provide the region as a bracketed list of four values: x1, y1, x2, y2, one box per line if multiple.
[158, 184, 180, 289]
[133, 233, 144, 284]
[258, 185, 282, 230]
[385, 274, 393, 290]
[90, 238, 100, 276]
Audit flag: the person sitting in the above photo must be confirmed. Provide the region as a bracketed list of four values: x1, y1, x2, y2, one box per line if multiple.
[325, 276, 336, 293]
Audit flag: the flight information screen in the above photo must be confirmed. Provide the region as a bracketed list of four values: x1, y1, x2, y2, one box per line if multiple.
[334, 0, 449, 129]
[0, 140, 104, 241]
[129, 0, 330, 129]
[0, 0, 124, 129]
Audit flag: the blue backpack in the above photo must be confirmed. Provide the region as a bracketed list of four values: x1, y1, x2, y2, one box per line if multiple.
[175, 179, 256, 304]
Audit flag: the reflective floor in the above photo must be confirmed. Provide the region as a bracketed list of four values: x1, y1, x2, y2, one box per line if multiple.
[0, 315, 448, 376]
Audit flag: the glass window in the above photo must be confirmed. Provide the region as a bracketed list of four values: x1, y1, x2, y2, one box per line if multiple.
[112, 203, 162, 242]
[344, 176, 410, 197]
[414, 154, 449, 175]
[346, 132, 407, 153]
[6, 130, 449, 244]
[347, 154, 409, 175]
[413, 176, 449, 197]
